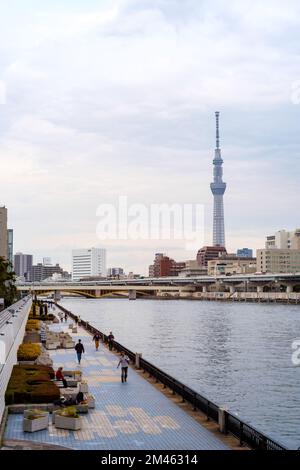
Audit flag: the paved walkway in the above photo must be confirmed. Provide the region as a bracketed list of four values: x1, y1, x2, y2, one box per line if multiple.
[4, 320, 229, 450]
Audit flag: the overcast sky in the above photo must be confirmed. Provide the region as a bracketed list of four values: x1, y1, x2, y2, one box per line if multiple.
[0, 0, 299, 274]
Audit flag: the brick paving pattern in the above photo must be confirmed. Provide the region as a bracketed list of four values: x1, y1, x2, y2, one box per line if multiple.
[4, 321, 229, 450]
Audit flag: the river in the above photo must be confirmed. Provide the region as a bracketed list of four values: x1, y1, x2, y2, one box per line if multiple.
[59, 297, 300, 449]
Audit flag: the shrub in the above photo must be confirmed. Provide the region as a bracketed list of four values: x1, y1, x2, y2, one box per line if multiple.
[25, 409, 48, 420]
[5, 365, 59, 405]
[29, 314, 55, 322]
[17, 343, 41, 361]
[26, 320, 41, 331]
[57, 406, 79, 418]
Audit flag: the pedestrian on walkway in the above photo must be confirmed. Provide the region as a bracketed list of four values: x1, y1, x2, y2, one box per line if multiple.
[60, 312, 64, 323]
[108, 331, 114, 351]
[75, 339, 85, 364]
[117, 352, 130, 383]
[74, 316, 79, 325]
[64, 312, 68, 322]
[93, 333, 101, 351]
[78, 315, 81, 325]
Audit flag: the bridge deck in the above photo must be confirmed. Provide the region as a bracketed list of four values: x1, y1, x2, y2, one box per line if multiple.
[4, 319, 229, 450]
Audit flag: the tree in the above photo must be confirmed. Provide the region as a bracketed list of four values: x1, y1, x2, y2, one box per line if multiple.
[0, 256, 17, 307]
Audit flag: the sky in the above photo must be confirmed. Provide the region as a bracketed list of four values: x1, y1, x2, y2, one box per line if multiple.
[0, 0, 299, 274]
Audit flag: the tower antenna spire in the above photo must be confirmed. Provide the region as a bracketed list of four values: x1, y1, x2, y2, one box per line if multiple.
[210, 111, 226, 247]
[215, 111, 220, 149]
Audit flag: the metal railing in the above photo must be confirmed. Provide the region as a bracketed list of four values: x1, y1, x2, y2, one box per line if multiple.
[54, 302, 288, 451]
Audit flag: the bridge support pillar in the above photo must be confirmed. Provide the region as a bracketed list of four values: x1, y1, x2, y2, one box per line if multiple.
[229, 286, 235, 295]
[202, 285, 207, 293]
[257, 285, 263, 293]
[286, 285, 293, 294]
[54, 290, 61, 302]
[129, 290, 136, 300]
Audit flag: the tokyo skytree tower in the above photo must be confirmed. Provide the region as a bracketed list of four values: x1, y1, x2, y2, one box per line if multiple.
[210, 112, 226, 247]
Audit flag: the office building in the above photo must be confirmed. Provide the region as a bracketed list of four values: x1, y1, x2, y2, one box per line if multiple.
[7, 229, 13, 268]
[257, 249, 300, 274]
[14, 252, 33, 280]
[237, 248, 253, 258]
[29, 263, 65, 282]
[0, 206, 8, 260]
[43, 257, 52, 266]
[208, 255, 256, 276]
[265, 229, 300, 250]
[179, 260, 208, 277]
[72, 248, 106, 281]
[107, 267, 124, 278]
[148, 253, 186, 277]
[196, 246, 227, 267]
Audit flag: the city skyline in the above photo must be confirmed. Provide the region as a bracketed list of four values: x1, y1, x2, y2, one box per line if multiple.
[0, 1, 299, 274]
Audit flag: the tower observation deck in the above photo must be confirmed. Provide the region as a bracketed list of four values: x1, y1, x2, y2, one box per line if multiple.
[210, 111, 226, 247]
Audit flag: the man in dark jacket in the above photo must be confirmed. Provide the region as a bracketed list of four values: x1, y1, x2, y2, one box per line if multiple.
[75, 339, 85, 364]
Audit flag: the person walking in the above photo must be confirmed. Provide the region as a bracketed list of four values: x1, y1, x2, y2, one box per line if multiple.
[93, 333, 101, 351]
[74, 316, 79, 325]
[55, 367, 68, 388]
[108, 331, 114, 351]
[117, 352, 130, 383]
[75, 339, 85, 364]
[64, 312, 68, 322]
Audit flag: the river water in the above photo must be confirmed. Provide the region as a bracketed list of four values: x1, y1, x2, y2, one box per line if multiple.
[60, 297, 300, 449]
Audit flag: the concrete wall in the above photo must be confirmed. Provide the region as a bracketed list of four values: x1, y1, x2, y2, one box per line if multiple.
[0, 296, 32, 423]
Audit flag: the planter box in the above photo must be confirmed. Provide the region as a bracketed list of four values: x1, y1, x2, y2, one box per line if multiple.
[60, 387, 79, 400]
[76, 404, 89, 414]
[74, 372, 82, 381]
[86, 394, 95, 409]
[46, 341, 60, 350]
[63, 340, 75, 349]
[79, 382, 89, 393]
[55, 414, 81, 430]
[63, 370, 82, 380]
[66, 379, 78, 387]
[23, 412, 49, 432]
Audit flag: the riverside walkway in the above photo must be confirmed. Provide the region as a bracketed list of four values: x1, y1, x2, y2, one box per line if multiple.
[4, 321, 229, 450]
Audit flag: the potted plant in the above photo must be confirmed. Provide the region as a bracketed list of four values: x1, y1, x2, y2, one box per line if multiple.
[23, 409, 49, 432]
[79, 380, 88, 393]
[54, 406, 81, 430]
[86, 394, 95, 409]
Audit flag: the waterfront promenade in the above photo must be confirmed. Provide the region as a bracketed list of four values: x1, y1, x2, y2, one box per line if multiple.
[3, 318, 229, 450]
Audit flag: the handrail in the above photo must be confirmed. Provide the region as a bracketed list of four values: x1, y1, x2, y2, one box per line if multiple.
[54, 302, 288, 451]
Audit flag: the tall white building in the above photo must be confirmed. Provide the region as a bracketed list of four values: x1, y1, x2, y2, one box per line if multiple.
[266, 229, 300, 250]
[72, 248, 106, 281]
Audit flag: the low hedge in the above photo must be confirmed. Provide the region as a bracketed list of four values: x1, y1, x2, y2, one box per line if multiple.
[28, 314, 55, 322]
[25, 319, 41, 331]
[17, 343, 41, 361]
[5, 365, 59, 405]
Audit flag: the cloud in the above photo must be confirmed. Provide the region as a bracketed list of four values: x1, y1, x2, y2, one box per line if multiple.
[0, 0, 299, 273]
